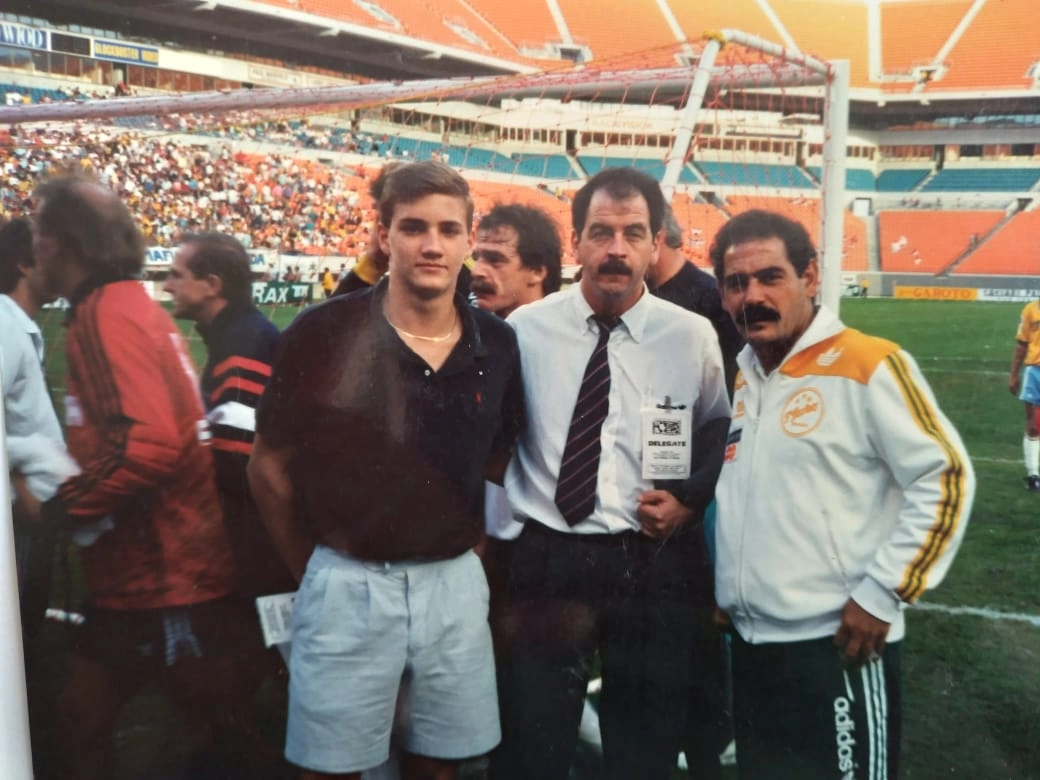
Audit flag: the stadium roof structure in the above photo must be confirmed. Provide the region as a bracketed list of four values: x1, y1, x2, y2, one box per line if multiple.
[18, 0, 539, 80]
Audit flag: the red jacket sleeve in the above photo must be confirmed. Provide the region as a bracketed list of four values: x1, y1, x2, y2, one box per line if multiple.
[58, 291, 207, 518]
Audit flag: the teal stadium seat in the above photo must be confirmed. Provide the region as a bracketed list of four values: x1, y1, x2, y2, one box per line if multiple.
[0, 83, 65, 104]
[808, 166, 876, 190]
[695, 161, 814, 188]
[922, 168, 1040, 192]
[513, 154, 578, 179]
[876, 169, 931, 191]
[578, 155, 699, 183]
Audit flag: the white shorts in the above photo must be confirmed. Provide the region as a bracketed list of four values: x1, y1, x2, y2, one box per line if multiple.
[1022, 365, 1040, 405]
[285, 545, 499, 773]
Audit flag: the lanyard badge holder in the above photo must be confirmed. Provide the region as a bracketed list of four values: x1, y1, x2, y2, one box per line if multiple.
[641, 394, 692, 480]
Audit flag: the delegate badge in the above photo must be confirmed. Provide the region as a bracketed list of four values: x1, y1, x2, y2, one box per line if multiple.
[641, 395, 692, 480]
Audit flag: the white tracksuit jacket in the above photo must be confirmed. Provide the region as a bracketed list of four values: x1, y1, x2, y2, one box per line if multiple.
[715, 306, 974, 645]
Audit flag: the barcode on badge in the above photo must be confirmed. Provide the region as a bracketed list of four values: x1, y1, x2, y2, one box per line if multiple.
[652, 418, 682, 436]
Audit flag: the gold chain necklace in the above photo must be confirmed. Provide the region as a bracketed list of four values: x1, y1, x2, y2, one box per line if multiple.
[384, 308, 459, 343]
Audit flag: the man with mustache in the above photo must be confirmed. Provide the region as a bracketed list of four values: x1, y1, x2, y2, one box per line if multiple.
[470, 203, 562, 319]
[471, 202, 562, 577]
[711, 209, 975, 779]
[492, 167, 731, 780]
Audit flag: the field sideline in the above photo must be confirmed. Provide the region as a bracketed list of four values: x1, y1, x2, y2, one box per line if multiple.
[33, 297, 1040, 778]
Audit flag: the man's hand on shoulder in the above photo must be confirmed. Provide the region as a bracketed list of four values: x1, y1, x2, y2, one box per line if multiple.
[636, 489, 693, 541]
[834, 598, 891, 667]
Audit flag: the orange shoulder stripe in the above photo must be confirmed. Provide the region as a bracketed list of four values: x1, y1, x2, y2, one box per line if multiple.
[781, 329, 899, 384]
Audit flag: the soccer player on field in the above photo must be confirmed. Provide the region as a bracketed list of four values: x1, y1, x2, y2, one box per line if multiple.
[1009, 297, 1040, 490]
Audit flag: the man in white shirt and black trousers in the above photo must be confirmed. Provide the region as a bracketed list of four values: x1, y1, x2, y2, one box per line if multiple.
[491, 167, 731, 780]
[0, 217, 78, 778]
[0, 217, 72, 638]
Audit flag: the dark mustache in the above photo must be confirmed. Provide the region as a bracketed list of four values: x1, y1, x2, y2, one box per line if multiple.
[469, 279, 496, 295]
[739, 304, 780, 325]
[597, 258, 632, 276]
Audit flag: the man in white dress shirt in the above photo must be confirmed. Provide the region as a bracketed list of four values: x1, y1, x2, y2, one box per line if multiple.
[0, 217, 74, 638]
[491, 168, 731, 780]
[0, 217, 77, 779]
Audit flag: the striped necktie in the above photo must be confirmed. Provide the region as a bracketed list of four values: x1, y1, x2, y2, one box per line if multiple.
[554, 315, 619, 526]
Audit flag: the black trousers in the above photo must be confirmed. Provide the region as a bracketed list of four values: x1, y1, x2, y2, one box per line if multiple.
[489, 521, 718, 780]
[15, 522, 56, 639]
[731, 634, 903, 780]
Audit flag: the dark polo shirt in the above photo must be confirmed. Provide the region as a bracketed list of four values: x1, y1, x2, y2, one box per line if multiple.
[256, 279, 524, 562]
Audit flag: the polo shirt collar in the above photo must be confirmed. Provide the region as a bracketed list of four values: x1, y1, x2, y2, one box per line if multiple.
[568, 281, 651, 343]
[367, 277, 487, 373]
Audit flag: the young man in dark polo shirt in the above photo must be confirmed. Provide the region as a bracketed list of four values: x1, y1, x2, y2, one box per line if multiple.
[248, 161, 524, 780]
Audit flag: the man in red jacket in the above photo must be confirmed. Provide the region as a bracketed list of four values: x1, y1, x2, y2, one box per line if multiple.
[22, 175, 248, 780]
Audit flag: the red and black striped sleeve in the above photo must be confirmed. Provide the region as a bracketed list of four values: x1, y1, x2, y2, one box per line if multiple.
[57, 292, 200, 518]
[206, 353, 272, 457]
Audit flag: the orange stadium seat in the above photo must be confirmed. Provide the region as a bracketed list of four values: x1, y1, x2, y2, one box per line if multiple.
[557, 0, 675, 65]
[840, 212, 868, 272]
[468, 180, 571, 237]
[725, 195, 867, 271]
[952, 210, 1040, 276]
[666, 0, 778, 44]
[933, 0, 1037, 90]
[257, 0, 376, 28]
[469, 0, 561, 50]
[878, 210, 1005, 273]
[665, 0, 872, 85]
[376, 0, 508, 51]
[770, 0, 870, 87]
[880, 0, 970, 77]
[669, 194, 728, 268]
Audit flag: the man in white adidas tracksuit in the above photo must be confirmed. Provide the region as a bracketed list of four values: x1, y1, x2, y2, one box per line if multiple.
[711, 210, 974, 780]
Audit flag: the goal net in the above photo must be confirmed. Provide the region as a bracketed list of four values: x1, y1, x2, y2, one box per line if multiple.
[0, 30, 848, 321]
[0, 29, 851, 442]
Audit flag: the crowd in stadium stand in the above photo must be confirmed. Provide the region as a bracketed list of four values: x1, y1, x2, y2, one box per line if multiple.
[0, 121, 388, 260]
[0, 112, 586, 272]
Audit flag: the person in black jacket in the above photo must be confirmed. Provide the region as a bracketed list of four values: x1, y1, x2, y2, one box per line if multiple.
[165, 232, 295, 599]
[163, 231, 295, 777]
[648, 206, 742, 397]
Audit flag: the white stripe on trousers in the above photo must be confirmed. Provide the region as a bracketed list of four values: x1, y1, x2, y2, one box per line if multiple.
[876, 661, 889, 779]
[860, 660, 889, 780]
